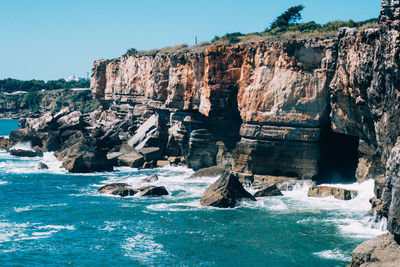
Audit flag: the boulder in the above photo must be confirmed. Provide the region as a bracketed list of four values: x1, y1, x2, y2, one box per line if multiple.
[138, 147, 162, 161]
[156, 160, 169, 167]
[117, 153, 144, 168]
[0, 137, 10, 150]
[308, 186, 357, 200]
[56, 142, 113, 173]
[9, 148, 43, 157]
[141, 174, 159, 183]
[188, 166, 225, 179]
[98, 183, 137, 197]
[349, 233, 400, 267]
[253, 184, 283, 197]
[38, 162, 49, 170]
[200, 173, 256, 208]
[137, 185, 168, 196]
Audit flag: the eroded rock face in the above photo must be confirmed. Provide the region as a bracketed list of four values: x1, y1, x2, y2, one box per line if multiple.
[200, 173, 255, 208]
[349, 233, 400, 267]
[382, 139, 400, 239]
[308, 185, 357, 200]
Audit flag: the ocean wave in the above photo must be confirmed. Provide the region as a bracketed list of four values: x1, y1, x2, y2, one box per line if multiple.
[313, 249, 351, 261]
[13, 203, 68, 212]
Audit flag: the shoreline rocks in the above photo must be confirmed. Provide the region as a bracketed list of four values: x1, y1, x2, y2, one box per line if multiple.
[253, 184, 283, 197]
[200, 173, 255, 208]
[98, 183, 137, 197]
[9, 148, 43, 157]
[348, 233, 400, 267]
[308, 186, 357, 200]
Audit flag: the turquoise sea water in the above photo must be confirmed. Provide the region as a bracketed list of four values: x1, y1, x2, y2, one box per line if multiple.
[0, 119, 387, 266]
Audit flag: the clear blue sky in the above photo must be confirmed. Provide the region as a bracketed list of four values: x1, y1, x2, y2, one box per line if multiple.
[0, 0, 381, 81]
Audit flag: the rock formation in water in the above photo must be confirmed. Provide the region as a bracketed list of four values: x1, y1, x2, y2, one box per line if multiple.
[7, 0, 400, 261]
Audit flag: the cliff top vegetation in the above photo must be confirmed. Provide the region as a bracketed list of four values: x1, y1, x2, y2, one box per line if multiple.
[123, 5, 378, 57]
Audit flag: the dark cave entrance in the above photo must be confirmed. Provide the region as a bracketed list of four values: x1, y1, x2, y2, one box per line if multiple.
[318, 130, 359, 184]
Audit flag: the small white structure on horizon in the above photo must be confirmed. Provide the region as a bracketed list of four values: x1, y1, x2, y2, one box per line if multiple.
[66, 74, 87, 82]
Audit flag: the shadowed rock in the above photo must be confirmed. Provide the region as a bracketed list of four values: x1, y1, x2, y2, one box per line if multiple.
[200, 173, 255, 208]
[10, 148, 43, 157]
[308, 185, 357, 200]
[141, 174, 159, 183]
[137, 186, 168, 196]
[98, 183, 137, 197]
[188, 166, 225, 179]
[253, 184, 283, 197]
[38, 162, 49, 170]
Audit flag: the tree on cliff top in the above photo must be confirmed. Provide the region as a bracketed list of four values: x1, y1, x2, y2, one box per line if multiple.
[267, 5, 305, 32]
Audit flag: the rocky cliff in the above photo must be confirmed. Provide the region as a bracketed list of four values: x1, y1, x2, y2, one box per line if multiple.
[89, 0, 400, 262]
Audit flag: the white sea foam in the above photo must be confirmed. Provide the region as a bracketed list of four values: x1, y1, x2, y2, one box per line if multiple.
[313, 249, 351, 261]
[13, 203, 68, 212]
[122, 234, 167, 263]
[0, 180, 7, 185]
[0, 220, 75, 244]
[10, 142, 34, 151]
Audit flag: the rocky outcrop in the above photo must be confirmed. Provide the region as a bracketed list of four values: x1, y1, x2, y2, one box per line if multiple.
[137, 186, 168, 196]
[142, 174, 159, 183]
[9, 148, 43, 157]
[253, 184, 283, 197]
[98, 183, 137, 197]
[38, 162, 49, 170]
[188, 166, 225, 179]
[200, 173, 255, 208]
[308, 185, 357, 200]
[349, 233, 400, 267]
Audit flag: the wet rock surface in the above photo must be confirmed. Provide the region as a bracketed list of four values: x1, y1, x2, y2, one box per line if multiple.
[136, 186, 168, 196]
[253, 184, 283, 197]
[200, 173, 255, 208]
[98, 183, 137, 197]
[9, 148, 43, 157]
[308, 186, 357, 200]
[142, 174, 159, 183]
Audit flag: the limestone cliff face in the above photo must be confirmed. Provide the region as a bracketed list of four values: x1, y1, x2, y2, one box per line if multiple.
[92, 39, 337, 179]
[91, 0, 400, 239]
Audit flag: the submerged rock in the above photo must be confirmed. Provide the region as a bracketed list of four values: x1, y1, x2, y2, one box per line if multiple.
[38, 162, 49, 170]
[141, 174, 159, 183]
[253, 184, 283, 197]
[200, 173, 255, 208]
[188, 166, 225, 179]
[9, 148, 43, 157]
[98, 183, 137, 197]
[308, 185, 357, 200]
[137, 185, 168, 196]
[349, 233, 400, 267]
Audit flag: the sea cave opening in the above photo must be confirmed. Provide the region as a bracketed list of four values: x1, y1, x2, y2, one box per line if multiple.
[318, 130, 359, 184]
